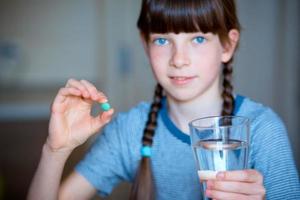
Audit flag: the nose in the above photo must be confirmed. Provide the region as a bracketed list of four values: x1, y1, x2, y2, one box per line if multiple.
[169, 46, 190, 68]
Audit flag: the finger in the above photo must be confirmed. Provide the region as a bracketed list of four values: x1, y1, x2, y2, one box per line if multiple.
[216, 170, 264, 184]
[80, 79, 99, 101]
[55, 87, 81, 103]
[97, 91, 109, 104]
[207, 180, 266, 195]
[206, 189, 249, 200]
[51, 87, 81, 112]
[91, 108, 114, 132]
[66, 78, 90, 98]
[100, 108, 114, 123]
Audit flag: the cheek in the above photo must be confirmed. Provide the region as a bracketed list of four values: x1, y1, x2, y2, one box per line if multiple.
[149, 47, 170, 61]
[148, 52, 164, 81]
[192, 46, 223, 84]
[149, 48, 169, 73]
[193, 47, 223, 73]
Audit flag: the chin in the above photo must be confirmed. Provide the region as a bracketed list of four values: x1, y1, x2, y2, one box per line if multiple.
[166, 90, 201, 103]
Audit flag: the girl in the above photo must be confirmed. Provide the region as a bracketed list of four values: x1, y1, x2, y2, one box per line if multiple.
[28, 0, 300, 199]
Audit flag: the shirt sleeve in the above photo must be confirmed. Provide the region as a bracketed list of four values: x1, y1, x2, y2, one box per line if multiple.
[75, 114, 133, 197]
[250, 108, 300, 200]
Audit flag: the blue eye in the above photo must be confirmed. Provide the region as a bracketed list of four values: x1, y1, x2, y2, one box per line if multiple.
[153, 38, 169, 46]
[193, 36, 205, 44]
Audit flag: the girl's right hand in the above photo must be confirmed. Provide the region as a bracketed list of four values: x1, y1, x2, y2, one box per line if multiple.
[46, 79, 114, 153]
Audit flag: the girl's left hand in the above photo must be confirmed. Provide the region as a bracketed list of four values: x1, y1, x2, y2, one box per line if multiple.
[205, 169, 266, 200]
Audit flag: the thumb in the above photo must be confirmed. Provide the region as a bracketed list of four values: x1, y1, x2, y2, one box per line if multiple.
[91, 108, 114, 133]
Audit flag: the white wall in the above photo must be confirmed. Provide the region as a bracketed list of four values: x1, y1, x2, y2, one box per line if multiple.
[0, 0, 105, 87]
[102, 0, 155, 111]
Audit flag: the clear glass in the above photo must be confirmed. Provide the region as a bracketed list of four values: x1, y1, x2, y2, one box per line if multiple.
[189, 116, 250, 200]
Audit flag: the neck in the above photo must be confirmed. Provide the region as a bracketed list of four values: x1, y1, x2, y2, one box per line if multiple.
[166, 89, 223, 134]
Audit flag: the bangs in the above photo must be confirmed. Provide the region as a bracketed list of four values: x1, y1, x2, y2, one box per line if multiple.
[137, 0, 228, 39]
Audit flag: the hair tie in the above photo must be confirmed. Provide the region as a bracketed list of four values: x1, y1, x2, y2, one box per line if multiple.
[141, 146, 152, 157]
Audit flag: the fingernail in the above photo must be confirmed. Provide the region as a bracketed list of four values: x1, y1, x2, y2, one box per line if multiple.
[217, 172, 225, 180]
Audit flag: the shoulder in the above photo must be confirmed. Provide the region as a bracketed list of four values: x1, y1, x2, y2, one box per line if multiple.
[238, 95, 285, 129]
[238, 96, 290, 152]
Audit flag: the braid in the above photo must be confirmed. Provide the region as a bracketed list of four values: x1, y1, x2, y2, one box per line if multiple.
[129, 83, 163, 200]
[221, 59, 235, 116]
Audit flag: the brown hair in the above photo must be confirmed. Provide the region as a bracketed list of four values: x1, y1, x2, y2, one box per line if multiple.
[130, 0, 241, 199]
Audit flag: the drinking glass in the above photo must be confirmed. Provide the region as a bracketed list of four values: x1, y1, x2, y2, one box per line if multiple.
[189, 116, 250, 200]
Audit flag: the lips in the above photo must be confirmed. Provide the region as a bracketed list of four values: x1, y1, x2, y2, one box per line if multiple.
[169, 76, 196, 85]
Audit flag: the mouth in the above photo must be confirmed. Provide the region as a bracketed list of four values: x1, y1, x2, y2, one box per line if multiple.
[169, 76, 196, 85]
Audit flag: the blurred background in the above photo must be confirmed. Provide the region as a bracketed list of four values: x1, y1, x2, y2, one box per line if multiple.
[0, 0, 299, 199]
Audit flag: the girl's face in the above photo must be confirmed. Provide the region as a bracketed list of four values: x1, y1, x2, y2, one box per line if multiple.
[143, 31, 238, 103]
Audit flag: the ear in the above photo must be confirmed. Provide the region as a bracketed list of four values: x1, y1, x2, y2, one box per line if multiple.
[221, 29, 240, 63]
[140, 33, 150, 57]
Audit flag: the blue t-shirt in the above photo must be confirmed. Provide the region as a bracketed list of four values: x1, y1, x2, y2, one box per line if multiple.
[76, 95, 300, 199]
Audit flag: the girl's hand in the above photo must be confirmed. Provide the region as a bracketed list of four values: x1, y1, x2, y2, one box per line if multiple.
[205, 169, 266, 200]
[46, 79, 114, 153]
